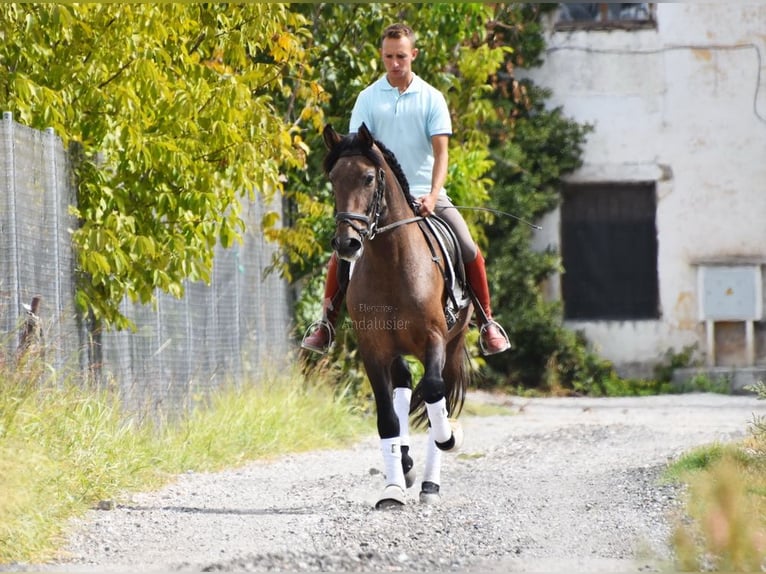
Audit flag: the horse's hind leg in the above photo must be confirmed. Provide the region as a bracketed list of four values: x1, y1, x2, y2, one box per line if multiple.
[418, 350, 453, 505]
[391, 357, 415, 488]
[419, 341, 467, 504]
[421, 346, 462, 453]
[420, 427, 444, 504]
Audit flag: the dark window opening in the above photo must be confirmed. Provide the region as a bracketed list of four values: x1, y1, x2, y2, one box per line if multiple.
[555, 3, 656, 31]
[561, 182, 659, 320]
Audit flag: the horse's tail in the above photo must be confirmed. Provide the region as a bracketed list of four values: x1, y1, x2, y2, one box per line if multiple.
[410, 328, 472, 428]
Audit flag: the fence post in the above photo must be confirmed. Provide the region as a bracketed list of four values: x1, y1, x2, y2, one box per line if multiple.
[3, 112, 21, 337]
[44, 129, 62, 321]
[234, 244, 242, 380]
[44, 127, 64, 371]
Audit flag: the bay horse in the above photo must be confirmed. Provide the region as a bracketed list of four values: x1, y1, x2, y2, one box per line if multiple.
[322, 123, 472, 509]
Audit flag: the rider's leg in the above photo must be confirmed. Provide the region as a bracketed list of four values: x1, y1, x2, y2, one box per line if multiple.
[464, 249, 511, 355]
[434, 196, 510, 356]
[301, 252, 344, 353]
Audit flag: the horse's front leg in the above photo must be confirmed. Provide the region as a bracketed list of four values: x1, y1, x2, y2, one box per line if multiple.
[392, 356, 415, 488]
[367, 360, 407, 510]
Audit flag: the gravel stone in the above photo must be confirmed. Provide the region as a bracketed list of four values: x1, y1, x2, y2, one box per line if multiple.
[9, 392, 765, 573]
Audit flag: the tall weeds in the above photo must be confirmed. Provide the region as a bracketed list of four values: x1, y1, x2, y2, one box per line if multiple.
[670, 380, 766, 571]
[0, 359, 369, 564]
[672, 453, 766, 571]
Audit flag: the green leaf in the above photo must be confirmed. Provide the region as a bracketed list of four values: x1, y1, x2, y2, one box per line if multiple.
[0, 4, 320, 328]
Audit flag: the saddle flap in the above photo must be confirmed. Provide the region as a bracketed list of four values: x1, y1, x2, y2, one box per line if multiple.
[421, 216, 471, 316]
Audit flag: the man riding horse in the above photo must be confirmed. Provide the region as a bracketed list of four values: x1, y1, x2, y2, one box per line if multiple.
[302, 23, 511, 357]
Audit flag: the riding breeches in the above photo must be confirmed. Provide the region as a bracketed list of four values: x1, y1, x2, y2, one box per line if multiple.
[433, 195, 479, 263]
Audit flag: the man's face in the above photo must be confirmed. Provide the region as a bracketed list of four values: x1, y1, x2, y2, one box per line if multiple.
[381, 35, 418, 81]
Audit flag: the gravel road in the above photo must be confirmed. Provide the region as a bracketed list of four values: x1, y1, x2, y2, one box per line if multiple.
[16, 392, 766, 573]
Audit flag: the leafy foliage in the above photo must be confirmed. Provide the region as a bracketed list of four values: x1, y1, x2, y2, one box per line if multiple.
[0, 4, 324, 328]
[3, 3, 625, 392]
[284, 4, 519, 389]
[280, 3, 501, 285]
[284, 4, 615, 392]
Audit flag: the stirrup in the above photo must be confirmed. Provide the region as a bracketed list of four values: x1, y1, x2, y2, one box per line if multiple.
[300, 319, 335, 354]
[479, 320, 511, 356]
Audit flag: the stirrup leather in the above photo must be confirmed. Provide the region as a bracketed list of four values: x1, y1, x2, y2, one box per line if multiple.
[300, 318, 336, 353]
[478, 320, 511, 356]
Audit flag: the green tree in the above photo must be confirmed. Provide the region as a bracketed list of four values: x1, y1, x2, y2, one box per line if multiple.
[284, 4, 611, 392]
[477, 4, 608, 390]
[0, 3, 324, 329]
[283, 3, 506, 340]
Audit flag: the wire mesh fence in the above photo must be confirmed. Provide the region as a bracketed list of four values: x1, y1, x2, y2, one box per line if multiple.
[0, 113, 294, 415]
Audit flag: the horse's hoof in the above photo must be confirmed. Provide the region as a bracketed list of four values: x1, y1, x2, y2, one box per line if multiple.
[375, 484, 405, 510]
[404, 468, 416, 489]
[402, 445, 416, 489]
[435, 419, 463, 452]
[419, 481, 441, 505]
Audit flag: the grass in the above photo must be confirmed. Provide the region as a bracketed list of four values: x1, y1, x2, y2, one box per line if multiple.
[666, 391, 766, 571]
[0, 360, 373, 565]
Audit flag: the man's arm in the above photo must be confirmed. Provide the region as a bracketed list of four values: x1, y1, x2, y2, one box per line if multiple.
[348, 91, 370, 134]
[417, 134, 449, 216]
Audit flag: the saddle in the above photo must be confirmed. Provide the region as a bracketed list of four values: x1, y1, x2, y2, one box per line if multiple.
[418, 215, 472, 329]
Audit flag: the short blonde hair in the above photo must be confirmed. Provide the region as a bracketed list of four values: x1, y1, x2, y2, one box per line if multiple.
[381, 23, 417, 46]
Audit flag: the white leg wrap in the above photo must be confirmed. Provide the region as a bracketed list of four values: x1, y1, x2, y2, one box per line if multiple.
[380, 437, 405, 489]
[425, 397, 451, 444]
[392, 387, 412, 447]
[423, 427, 442, 485]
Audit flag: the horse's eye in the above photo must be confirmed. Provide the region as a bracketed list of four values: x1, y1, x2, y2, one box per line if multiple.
[364, 174, 375, 186]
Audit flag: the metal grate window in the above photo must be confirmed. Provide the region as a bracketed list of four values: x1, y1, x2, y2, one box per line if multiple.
[555, 3, 656, 31]
[561, 182, 659, 320]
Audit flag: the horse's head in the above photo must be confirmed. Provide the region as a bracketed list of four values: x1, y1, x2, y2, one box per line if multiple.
[323, 123, 387, 262]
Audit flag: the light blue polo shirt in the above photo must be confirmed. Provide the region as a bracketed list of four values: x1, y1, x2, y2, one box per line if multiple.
[349, 74, 452, 196]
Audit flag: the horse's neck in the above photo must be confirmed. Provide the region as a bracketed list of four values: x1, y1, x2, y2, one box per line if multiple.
[382, 173, 416, 224]
[363, 173, 422, 261]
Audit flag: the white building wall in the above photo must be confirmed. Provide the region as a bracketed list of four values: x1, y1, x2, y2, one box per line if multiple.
[525, 4, 766, 371]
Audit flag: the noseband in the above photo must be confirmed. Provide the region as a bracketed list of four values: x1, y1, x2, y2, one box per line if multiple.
[334, 163, 386, 241]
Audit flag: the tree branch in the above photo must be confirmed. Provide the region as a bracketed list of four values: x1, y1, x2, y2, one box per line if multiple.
[97, 59, 133, 90]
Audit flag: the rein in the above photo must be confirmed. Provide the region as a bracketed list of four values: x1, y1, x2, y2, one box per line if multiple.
[375, 215, 424, 234]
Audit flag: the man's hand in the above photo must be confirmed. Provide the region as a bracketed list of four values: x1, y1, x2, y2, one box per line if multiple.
[416, 194, 437, 216]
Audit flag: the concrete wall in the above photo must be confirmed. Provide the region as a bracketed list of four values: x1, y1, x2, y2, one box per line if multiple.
[524, 4, 766, 373]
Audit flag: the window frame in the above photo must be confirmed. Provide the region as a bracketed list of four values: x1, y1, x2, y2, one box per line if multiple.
[554, 3, 657, 32]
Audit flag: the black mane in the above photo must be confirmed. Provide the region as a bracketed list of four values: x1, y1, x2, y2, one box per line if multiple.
[324, 131, 416, 206]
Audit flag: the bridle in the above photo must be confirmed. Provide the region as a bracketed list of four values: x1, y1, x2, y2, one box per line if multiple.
[333, 164, 386, 241]
[332, 155, 423, 242]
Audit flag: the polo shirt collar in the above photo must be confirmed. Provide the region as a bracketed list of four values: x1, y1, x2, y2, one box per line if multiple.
[380, 73, 422, 93]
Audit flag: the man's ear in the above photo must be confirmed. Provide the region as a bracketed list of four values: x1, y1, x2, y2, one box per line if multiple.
[411, 47, 419, 61]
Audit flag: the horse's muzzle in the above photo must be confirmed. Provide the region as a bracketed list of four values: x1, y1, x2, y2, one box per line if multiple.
[332, 235, 363, 261]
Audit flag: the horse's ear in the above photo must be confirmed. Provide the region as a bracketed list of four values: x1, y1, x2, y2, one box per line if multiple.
[357, 122, 374, 149]
[323, 124, 342, 150]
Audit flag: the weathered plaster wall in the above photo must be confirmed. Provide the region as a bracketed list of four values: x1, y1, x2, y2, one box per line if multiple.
[524, 4, 766, 371]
